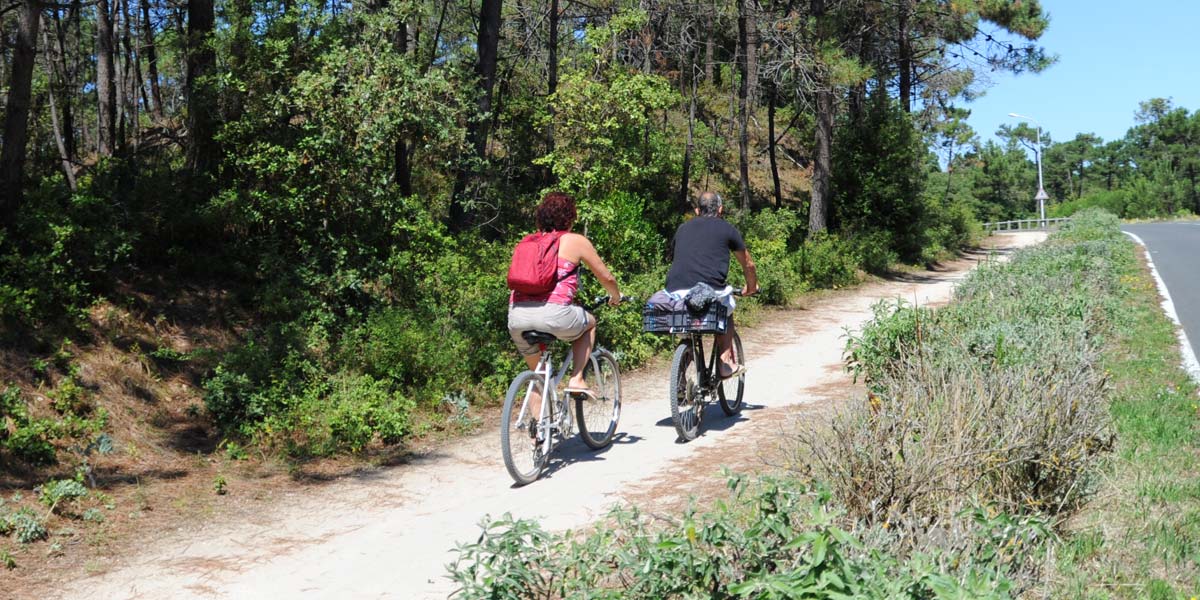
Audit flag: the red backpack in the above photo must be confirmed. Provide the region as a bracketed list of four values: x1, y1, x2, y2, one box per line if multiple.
[507, 231, 574, 295]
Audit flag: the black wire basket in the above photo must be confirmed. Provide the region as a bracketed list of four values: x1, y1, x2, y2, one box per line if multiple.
[642, 303, 729, 334]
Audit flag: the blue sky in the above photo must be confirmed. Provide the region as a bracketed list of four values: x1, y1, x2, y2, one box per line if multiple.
[961, 0, 1200, 148]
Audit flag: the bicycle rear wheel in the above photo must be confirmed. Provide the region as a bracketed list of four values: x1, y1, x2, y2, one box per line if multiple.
[500, 371, 548, 486]
[576, 349, 621, 449]
[669, 341, 703, 442]
[718, 332, 745, 416]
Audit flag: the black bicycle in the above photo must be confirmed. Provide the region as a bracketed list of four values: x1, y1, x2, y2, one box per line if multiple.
[643, 291, 749, 442]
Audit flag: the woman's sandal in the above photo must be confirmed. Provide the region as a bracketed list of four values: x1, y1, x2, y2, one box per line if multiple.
[564, 387, 598, 400]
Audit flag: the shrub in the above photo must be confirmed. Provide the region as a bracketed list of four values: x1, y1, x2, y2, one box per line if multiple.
[39, 479, 88, 515]
[849, 230, 899, 275]
[799, 232, 860, 290]
[0, 386, 59, 466]
[9, 509, 47, 544]
[810, 209, 1127, 529]
[728, 208, 808, 304]
[449, 475, 1022, 599]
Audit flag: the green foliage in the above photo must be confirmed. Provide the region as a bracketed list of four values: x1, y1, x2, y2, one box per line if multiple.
[0, 174, 137, 327]
[449, 475, 1022, 599]
[8, 509, 48, 544]
[798, 232, 861, 290]
[834, 91, 929, 260]
[729, 208, 809, 304]
[576, 191, 668, 274]
[0, 386, 59, 466]
[39, 479, 88, 515]
[848, 231, 901, 275]
[537, 67, 680, 198]
[823, 209, 1127, 528]
[964, 99, 1200, 222]
[843, 299, 929, 385]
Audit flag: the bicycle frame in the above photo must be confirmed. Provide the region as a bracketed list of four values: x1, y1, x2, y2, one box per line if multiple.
[682, 332, 726, 395]
[515, 345, 574, 455]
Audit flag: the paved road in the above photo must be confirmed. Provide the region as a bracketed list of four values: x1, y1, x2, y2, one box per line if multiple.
[1123, 221, 1200, 375]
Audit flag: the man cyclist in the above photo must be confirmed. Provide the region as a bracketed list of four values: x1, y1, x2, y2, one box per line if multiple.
[665, 191, 758, 378]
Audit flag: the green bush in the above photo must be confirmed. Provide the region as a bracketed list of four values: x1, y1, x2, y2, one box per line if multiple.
[799, 232, 861, 290]
[843, 300, 929, 385]
[818, 208, 1126, 528]
[728, 208, 807, 304]
[274, 373, 415, 455]
[9, 508, 47, 544]
[39, 479, 88, 514]
[576, 191, 669, 274]
[449, 475, 1024, 599]
[0, 386, 59, 466]
[848, 230, 900, 275]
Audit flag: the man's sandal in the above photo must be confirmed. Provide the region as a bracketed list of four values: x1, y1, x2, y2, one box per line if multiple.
[719, 364, 747, 380]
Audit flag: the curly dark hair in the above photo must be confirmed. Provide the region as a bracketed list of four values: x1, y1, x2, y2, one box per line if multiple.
[535, 192, 577, 232]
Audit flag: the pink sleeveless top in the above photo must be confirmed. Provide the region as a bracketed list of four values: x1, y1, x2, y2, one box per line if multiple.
[511, 257, 580, 306]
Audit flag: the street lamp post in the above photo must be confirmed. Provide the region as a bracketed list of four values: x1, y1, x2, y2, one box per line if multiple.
[1008, 112, 1049, 226]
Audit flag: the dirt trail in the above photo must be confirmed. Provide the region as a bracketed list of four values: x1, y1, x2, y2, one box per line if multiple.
[54, 233, 1044, 600]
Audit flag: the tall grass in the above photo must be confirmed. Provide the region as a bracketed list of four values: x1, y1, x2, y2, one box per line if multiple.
[811, 211, 1131, 537]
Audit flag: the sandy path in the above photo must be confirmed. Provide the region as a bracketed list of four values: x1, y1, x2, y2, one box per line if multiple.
[56, 233, 1044, 600]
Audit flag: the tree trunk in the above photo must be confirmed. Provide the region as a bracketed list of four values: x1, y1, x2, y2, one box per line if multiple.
[704, 12, 714, 82]
[546, 0, 558, 155]
[50, 8, 78, 161]
[141, 0, 164, 120]
[679, 79, 697, 212]
[0, 0, 41, 221]
[736, 0, 751, 210]
[186, 0, 218, 179]
[450, 0, 503, 231]
[809, 86, 832, 234]
[41, 20, 78, 190]
[116, 0, 131, 153]
[97, 0, 117, 155]
[394, 21, 412, 196]
[808, 0, 831, 235]
[746, 0, 758, 109]
[897, 0, 912, 113]
[768, 85, 781, 209]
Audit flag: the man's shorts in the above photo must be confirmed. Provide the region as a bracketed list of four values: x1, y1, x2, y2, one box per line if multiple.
[508, 302, 592, 356]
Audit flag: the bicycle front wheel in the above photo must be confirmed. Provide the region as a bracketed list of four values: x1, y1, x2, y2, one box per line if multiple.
[718, 332, 745, 416]
[576, 349, 621, 449]
[670, 341, 703, 442]
[501, 371, 548, 486]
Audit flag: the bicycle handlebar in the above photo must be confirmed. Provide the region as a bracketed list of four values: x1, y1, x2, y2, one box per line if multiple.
[586, 294, 636, 311]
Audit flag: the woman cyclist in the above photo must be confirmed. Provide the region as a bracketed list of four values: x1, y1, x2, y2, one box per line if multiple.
[507, 192, 622, 418]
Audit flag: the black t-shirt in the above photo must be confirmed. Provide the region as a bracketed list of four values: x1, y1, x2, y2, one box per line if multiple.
[665, 216, 747, 291]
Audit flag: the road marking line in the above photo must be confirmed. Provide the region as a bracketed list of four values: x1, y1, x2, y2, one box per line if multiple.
[1124, 231, 1200, 385]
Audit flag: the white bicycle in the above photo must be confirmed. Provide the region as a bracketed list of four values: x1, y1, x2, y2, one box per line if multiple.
[500, 295, 630, 486]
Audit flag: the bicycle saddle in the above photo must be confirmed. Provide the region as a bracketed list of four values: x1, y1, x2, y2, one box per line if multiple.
[521, 330, 558, 345]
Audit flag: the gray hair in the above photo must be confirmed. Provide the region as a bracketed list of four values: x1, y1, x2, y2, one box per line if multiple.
[696, 191, 722, 217]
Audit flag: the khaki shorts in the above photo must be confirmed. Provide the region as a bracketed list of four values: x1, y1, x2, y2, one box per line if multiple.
[508, 302, 593, 356]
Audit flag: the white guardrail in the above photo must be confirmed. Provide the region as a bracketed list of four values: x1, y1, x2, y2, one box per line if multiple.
[982, 217, 1070, 232]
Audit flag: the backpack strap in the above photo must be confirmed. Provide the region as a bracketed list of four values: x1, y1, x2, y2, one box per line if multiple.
[547, 230, 580, 283]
